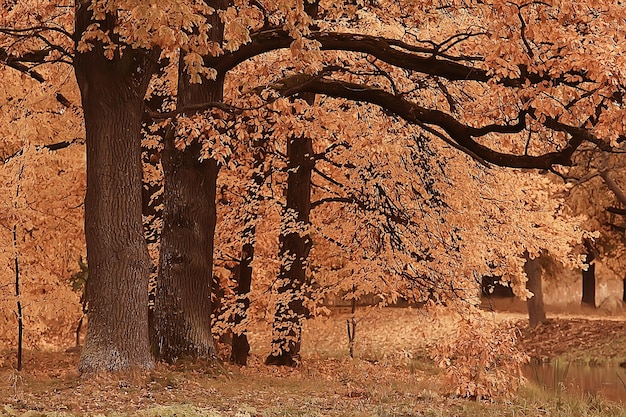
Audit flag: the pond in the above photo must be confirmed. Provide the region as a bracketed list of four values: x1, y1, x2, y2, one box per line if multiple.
[524, 362, 626, 402]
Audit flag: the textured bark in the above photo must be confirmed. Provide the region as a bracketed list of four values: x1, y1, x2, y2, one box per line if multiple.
[266, 133, 315, 366]
[153, 135, 218, 361]
[582, 246, 596, 308]
[151, 3, 228, 362]
[74, 4, 156, 373]
[524, 255, 546, 328]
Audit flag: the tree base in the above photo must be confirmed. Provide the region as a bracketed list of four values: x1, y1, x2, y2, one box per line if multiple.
[230, 334, 250, 366]
[265, 353, 299, 367]
[78, 345, 154, 375]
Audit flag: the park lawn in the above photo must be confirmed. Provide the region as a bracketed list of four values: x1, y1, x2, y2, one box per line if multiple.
[2, 308, 626, 416]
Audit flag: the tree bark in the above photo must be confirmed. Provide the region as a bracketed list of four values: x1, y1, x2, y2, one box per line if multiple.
[230, 259, 252, 365]
[74, 5, 157, 373]
[582, 244, 596, 308]
[524, 255, 546, 328]
[151, 3, 227, 361]
[266, 133, 315, 366]
[151, 73, 222, 362]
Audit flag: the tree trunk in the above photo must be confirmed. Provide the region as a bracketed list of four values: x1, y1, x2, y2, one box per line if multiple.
[151, 5, 227, 360]
[230, 258, 252, 365]
[141, 60, 172, 352]
[524, 255, 546, 328]
[153, 139, 218, 361]
[264, 1, 320, 368]
[74, 6, 157, 373]
[230, 140, 267, 366]
[266, 133, 315, 366]
[582, 244, 596, 308]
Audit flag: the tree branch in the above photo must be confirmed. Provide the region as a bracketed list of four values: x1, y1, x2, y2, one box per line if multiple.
[600, 170, 626, 207]
[607, 207, 626, 216]
[1, 137, 85, 164]
[266, 76, 584, 169]
[213, 29, 590, 88]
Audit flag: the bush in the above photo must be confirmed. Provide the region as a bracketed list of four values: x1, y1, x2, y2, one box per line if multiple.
[432, 310, 528, 399]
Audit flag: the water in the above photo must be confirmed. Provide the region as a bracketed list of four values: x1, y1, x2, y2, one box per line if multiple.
[524, 362, 626, 402]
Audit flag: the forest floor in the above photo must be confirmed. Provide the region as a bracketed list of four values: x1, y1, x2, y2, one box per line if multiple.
[518, 316, 626, 365]
[1, 306, 626, 416]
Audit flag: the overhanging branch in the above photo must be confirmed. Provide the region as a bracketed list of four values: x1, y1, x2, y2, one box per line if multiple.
[214, 29, 590, 89]
[267, 76, 583, 169]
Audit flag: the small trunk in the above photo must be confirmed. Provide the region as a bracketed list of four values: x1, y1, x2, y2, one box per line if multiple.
[13, 164, 24, 371]
[230, 259, 252, 365]
[141, 65, 169, 353]
[266, 133, 314, 366]
[266, 2, 319, 367]
[582, 247, 596, 308]
[623, 278, 626, 303]
[524, 255, 546, 328]
[230, 139, 267, 366]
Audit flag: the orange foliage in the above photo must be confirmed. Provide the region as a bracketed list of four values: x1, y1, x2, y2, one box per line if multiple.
[0, 0, 625, 392]
[431, 308, 529, 400]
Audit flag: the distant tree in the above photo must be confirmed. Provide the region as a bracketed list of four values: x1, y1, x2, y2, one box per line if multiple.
[0, 66, 84, 359]
[558, 150, 626, 307]
[524, 254, 546, 328]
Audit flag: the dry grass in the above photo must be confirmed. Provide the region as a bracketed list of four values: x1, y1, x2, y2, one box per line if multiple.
[1, 307, 625, 416]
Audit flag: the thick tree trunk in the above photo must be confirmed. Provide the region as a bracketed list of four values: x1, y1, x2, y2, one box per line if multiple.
[74, 7, 157, 373]
[151, 4, 227, 359]
[582, 244, 596, 308]
[266, 133, 315, 366]
[524, 255, 546, 328]
[153, 136, 218, 361]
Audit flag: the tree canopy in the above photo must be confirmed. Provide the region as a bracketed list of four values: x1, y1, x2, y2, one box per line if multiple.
[0, 0, 624, 380]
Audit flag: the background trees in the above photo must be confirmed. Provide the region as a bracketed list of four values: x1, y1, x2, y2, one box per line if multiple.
[560, 150, 626, 307]
[0, 64, 84, 353]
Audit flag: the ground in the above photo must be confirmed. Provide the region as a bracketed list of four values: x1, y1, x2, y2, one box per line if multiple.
[1, 307, 626, 416]
[519, 317, 626, 365]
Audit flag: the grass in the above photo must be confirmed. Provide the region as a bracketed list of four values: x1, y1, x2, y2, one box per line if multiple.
[1, 308, 626, 416]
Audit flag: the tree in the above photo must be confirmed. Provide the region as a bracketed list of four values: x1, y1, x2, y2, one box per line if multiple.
[3, 0, 626, 373]
[524, 254, 546, 328]
[1, 0, 224, 372]
[73, 1, 162, 372]
[265, 1, 326, 366]
[0, 62, 84, 360]
[228, 134, 269, 366]
[557, 149, 626, 307]
[151, 0, 230, 361]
